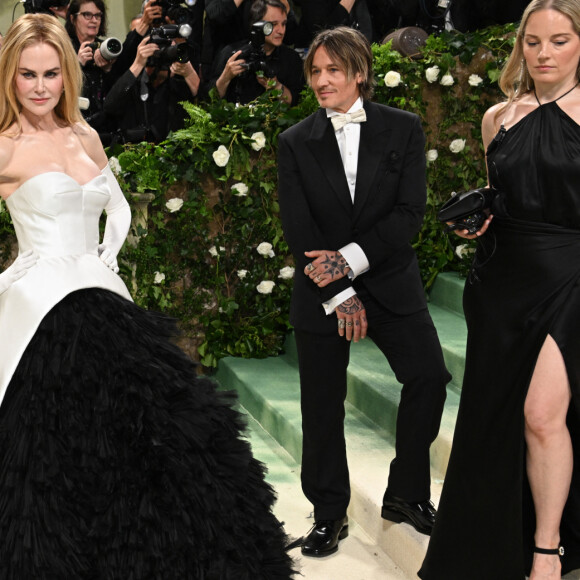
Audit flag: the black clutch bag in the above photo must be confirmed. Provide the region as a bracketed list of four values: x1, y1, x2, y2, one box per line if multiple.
[437, 187, 495, 234]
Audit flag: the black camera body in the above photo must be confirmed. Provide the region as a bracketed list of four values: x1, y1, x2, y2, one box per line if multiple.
[150, 0, 197, 26]
[236, 21, 276, 78]
[148, 24, 192, 67]
[22, 0, 68, 15]
[87, 37, 123, 61]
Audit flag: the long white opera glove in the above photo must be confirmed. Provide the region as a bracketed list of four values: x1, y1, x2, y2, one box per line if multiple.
[0, 250, 38, 296]
[98, 164, 132, 274]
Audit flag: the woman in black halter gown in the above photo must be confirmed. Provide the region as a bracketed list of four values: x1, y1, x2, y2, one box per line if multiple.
[420, 1, 580, 578]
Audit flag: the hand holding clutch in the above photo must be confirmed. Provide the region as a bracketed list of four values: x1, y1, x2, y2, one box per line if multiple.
[437, 187, 496, 235]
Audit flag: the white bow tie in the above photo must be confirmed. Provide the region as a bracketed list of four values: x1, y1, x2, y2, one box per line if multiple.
[330, 108, 367, 131]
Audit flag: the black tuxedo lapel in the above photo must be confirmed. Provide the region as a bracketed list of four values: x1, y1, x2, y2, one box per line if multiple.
[306, 110, 353, 214]
[353, 102, 392, 221]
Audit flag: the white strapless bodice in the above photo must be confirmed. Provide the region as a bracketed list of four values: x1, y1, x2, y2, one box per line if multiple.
[0, 172, 132, 406]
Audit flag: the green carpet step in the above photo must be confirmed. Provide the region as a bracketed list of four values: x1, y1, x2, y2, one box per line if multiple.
[428, 271, 466, 317]
[217, 344, 459, 479]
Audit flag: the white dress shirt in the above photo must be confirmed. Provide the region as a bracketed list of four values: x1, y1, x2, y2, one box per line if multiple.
[322, 97, 370, 314]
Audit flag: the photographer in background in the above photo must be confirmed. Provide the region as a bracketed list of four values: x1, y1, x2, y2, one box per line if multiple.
[206, 0, 304, 105]
[201, 0, 297, 83]
[22, 0, 70, 18]
[65, 0, 117, 132]
[101, 27, 200, 144]
[142, 0, 205, 72]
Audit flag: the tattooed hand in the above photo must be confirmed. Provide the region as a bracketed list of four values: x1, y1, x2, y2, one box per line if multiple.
[304, 250, 351, 288]
[336, 295, 367, 342]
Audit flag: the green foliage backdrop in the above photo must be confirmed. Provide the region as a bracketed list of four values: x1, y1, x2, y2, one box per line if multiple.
[0, 23, 516, 367]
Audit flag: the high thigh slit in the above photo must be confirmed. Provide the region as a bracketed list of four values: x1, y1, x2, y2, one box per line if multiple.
[420, 101, 580, 579]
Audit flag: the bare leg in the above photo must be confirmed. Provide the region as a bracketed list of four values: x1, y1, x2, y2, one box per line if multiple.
[525, 335, 572, 580]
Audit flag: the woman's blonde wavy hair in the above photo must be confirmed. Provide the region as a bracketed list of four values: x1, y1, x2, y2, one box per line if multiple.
[497, 0, 580, 117]
[0, 13, 85, 135]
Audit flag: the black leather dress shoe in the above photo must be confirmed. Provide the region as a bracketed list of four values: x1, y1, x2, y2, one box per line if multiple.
[301, 517, 349, 557]
[381, 492, 436, 536]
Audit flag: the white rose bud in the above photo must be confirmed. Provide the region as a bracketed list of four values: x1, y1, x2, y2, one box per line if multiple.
[449, 138, 466, 154]
[251, 132, 267, 151]
[154, 271, 165, 284]
[426, 149, 438, 162]
[209, 246, 218, 257]
[425, 65, 440, 83]
[237, 269, 248, 279]
[212, 145, 230, 167]
[384, 71, 401, 87]
[440, 74, 454, 86]
[257, 280, 275, 294]
[278, 266, 295, 280]
[256, 242, 275, 258]
[468, 74, 483, 87]
[231, 182, 248, 197]
[455, 244, 475, 258]
[108, 156, 122, 175]
[165, 197, 184, 212]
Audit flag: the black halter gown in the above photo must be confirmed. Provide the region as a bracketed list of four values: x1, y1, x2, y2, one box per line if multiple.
[419, 96, 580, 578]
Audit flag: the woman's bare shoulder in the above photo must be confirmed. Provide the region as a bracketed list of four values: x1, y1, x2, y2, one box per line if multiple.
[481, 103, 506, 150]
[0, 134, 16, 176]
[72, 122, 108, 169]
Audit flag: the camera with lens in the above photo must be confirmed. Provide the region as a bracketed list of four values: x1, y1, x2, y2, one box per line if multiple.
[415, 0, 452, 35]
[22, 0, 68, 15]
[235, 21, 276, 78]
[87, 37, 123, 61]
[147, 24, 192, 67]
[149, 0, 197, 26]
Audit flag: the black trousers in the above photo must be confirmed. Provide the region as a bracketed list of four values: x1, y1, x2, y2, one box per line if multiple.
[295, 289, 450, 521]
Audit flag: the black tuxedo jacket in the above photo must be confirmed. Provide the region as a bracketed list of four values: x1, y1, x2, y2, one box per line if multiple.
[277, 100, 429, 334]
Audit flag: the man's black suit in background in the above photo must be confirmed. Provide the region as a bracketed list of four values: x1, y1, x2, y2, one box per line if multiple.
[277, 27, 450, 554]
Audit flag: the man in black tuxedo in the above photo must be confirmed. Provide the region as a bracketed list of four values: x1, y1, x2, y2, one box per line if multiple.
[277, 26, 451, 557]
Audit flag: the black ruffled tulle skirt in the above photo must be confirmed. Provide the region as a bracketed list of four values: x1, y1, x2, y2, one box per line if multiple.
[0, 289, 295, 580]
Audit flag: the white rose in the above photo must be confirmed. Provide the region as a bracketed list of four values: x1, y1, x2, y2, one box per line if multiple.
[209, 246, 218, 257]
[455, 244, 475, 259]
[257, 280, 275, 294]
[237, 269, 248, 279]
[278, 266, 295, 280]
[251, 132, 266, 151]
[449, 138, 466, 154]
[256, 242, 275, 258]
[468, 74, 483, 87]
[154, 271, 165, 284]
[384, 71, 401, 87]
[231, 182, 248, 197]
[440, 74, 454, 86]
[212, 145, 230, 167]
[165, 197, 184, 212]
[425, 65, 440, 83]
[426, 149, 438, 162]
[108, 156, 122, 175]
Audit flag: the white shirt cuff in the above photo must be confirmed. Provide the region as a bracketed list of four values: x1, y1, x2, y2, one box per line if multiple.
[322, 287, 357, 315]
[339, 243, 369, 280]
